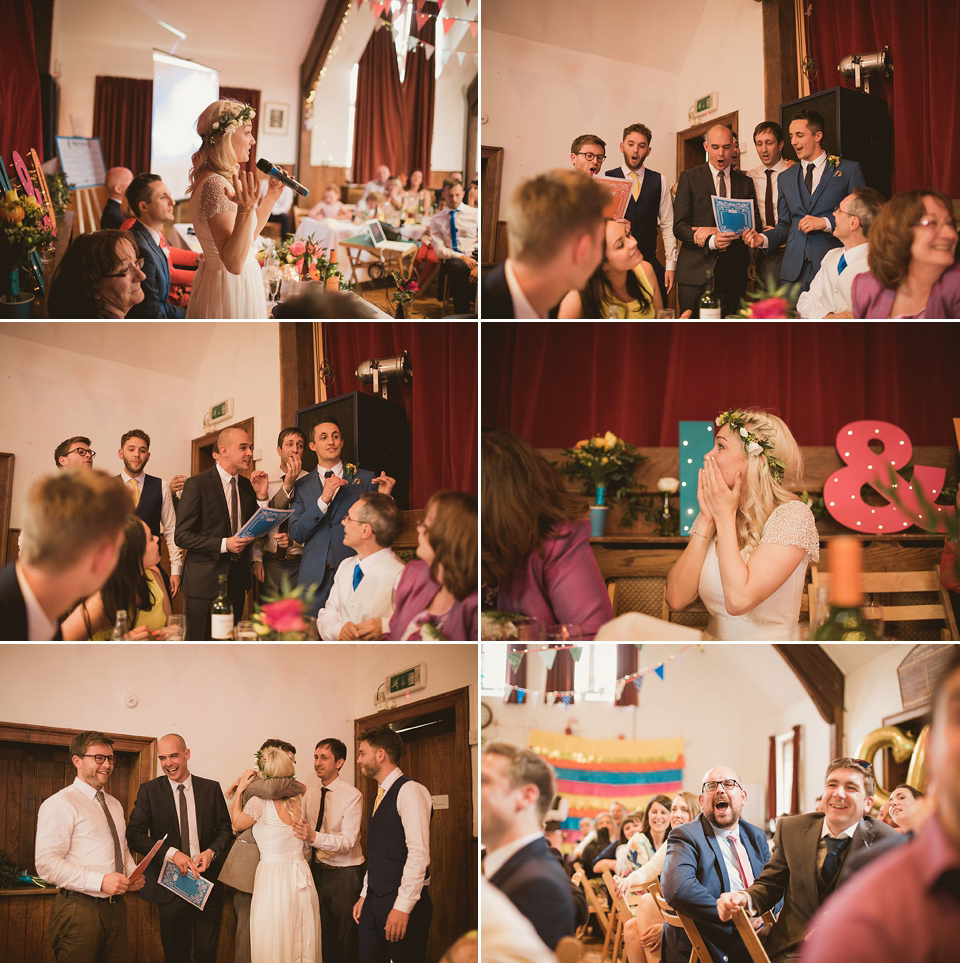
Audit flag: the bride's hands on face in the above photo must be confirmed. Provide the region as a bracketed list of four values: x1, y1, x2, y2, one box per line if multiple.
[700, 455, 741, 521]
[227, 171, 259, 214]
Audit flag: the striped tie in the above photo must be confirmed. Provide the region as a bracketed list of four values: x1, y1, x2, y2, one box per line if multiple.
[96, 790, 124, 873]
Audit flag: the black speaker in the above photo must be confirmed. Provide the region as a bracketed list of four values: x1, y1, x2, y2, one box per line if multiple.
[39, 73, 59, 162]
[296, 391, 410, 509]
[780, 86, 892, 198]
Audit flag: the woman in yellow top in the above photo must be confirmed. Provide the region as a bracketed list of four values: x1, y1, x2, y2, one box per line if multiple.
[62, 516, 173, 639]
[560, 219, 685, 318]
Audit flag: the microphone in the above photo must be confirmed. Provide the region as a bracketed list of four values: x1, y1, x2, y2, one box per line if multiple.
[257, 158, 310, 197]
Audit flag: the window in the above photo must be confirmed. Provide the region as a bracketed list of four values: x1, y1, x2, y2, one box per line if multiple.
[480, 643, 507, 698]
[574, 645, 618, 702]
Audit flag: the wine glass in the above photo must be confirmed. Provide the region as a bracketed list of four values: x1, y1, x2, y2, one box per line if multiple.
[546, 623, 583, 641]
[235, 621, 258, 641]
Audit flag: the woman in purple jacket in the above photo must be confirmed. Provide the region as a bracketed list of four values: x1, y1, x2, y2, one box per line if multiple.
[482, 430, 613, 640]
[388, 490, 478, 640]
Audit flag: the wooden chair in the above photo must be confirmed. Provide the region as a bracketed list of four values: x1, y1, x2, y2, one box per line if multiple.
[648, 879, 713, 963]
[603, 870, 642, 963]
[731, 907, 772, 963]
[810, 565, 955, 639]
[555, 936, 582, 963]
[573, 862, 615, 961]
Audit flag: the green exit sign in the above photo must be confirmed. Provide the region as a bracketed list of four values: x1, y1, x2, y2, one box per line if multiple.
[387, 663, 426, 696]
[697, 96, 711, 113]
[211, 402, 228, 420]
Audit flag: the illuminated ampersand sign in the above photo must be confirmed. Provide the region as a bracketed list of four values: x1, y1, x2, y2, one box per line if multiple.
[824, 420, 955, 534]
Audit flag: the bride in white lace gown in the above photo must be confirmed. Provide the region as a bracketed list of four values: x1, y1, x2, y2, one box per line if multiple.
[232, 748, 320, 963]
[186, 100, 283, 319]
[665, 408, 820, 640]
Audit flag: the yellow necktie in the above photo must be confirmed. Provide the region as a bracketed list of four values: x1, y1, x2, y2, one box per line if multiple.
[628, 170, 641, 202]
[128, 478, 140, 507]
[373, 786, 385, 815]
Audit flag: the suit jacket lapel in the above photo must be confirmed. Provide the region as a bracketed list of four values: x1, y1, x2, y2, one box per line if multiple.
[801, 814, 826, 907]
[207, 467, 232, 534]
[158, 779, 181, 848]
[193, 779, 206, 845]
[810, 159, 836, 206]
[703, 820, 732, 891]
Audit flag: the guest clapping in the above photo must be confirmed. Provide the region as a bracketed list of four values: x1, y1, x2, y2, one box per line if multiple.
[48, 229, 146, 317]
[388, 491, 478, 640]
[852, 189, 960, 317]
[482, 429, 613, 640]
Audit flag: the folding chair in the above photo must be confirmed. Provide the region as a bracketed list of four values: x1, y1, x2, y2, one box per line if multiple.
[555, 936, 583, 963]
[648, 879, 713, 963]
[573, 863, 615, 961]
[732, 906, 773, 963]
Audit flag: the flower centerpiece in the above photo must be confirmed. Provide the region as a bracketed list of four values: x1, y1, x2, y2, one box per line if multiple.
[275, 233, 345, 288]
[558, 431, 646, 525]
[1, 187, 54, 307]
[733, 273, 802, 318]
[390, 271, 418, 318]
[47, 172, 74, 218]
[251, 574, 318, 640]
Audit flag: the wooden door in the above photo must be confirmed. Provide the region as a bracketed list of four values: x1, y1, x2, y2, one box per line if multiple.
[354, 686, 476, 963]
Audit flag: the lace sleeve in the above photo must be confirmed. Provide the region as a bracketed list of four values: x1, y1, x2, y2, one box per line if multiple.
[196, 174, 235, 220]
[242, 795, 265, 822]
[760, 500, 821, 563]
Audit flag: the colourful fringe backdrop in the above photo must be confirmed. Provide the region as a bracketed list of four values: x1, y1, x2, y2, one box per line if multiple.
[529, 730, 684, 831]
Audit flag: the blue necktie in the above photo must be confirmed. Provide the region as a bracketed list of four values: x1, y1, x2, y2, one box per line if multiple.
[450, 209, 459, 253]
[353, 563, 364, 590]
[837, 253, 847, 274]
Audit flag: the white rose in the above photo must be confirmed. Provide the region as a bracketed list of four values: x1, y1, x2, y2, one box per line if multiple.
[739, 427, 748, 438]
[715, 416, 723, 426]
[658, 477, 680, 493]
[603, 430, 619, 448]
[747, 441, 763, 456]
[212, 122, 219, 130]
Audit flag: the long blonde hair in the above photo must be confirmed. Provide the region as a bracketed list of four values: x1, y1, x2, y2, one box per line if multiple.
[187, 100, 246, 194]
[729, 408, 803, 558]
[259, 746, 302, 822]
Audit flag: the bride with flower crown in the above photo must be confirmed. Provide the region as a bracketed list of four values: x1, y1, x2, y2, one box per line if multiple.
[186, 100, 283, 318]
[665, 408, 820, 640]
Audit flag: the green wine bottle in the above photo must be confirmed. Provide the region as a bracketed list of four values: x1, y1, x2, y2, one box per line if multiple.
[812, 537, 879, 640]
[699, 268, 721, 318]
[210, 573, 234, 640]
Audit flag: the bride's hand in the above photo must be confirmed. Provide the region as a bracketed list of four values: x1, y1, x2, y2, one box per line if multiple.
[696, 465, 715, 525]
[267, 175, 284, 198]
[701, 455, 741, 521]
[227, 171, 259, 214]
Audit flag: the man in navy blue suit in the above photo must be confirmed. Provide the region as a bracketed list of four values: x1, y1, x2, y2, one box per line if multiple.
[481, 742, 575, 951]
[288, 419, 394, 615]
[125, 173, 187, 318]
[743, 109, 866, 293]
[661, 766, 772, 963]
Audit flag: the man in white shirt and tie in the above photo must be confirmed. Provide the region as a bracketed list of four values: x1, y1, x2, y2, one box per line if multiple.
[428, 179, 479, 314]
[797, 187, 884, 318]
[294, 738, 366, 963]
[746, 121, 794, 287]
[35, 730, 145, 961]
[315, 492, 405, 640]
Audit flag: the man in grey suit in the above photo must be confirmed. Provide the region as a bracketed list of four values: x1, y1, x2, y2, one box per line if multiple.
[674, 124, 761, 317]
[717, 757, 899, 962]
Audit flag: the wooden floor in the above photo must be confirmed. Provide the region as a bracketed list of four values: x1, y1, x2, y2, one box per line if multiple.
[356, 277, 447, 319]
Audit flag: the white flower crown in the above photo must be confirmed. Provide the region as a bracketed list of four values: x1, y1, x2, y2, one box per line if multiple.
[204, 104, 256, 145]
[715, 409, 785, 484]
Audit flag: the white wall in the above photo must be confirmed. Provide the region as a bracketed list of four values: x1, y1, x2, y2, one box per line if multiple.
[0, 643, 478, 812]
[0, 323, 280, 532]
[844, 644, 915, 758]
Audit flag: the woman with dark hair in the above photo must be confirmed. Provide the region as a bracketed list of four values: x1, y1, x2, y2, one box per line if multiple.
[887, 784, 926, 834]
[61, 516, 171, 639]
[558, 219, 670, 319]
[48, 229, 146, 317]
[482, 429, 613, 640]
[388, 491, 478, 640]
[852, 189, 960, 317]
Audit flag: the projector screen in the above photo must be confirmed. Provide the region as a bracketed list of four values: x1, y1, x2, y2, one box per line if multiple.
[151, 51, 219, 202]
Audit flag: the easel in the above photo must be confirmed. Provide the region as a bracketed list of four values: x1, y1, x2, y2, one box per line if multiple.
[73, 187, 104, 235]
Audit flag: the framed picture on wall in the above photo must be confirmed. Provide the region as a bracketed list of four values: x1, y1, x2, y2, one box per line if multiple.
[264, 102, 289, 136]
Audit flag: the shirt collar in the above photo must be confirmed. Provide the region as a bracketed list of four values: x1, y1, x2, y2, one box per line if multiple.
[484, 831, 545, 879]
[167, 775, 193, 793]
[503, 259, 542, 319]
[216, 462, 239, 485]
[805, 150, 828, 171]
[708, 163, 732, 180]
[358, 547, 389, 572]
[16, 562, 58, 641]
[379, 767, 403, 792]
[317, 461, 343, 478]
[72, 776, 102, 801]
[820, 817, 859, 840]
[121, 471, 145, 485]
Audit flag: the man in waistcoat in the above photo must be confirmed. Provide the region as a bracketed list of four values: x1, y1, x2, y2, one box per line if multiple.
[353, 726, 432, 963]
[604, 122, 677, 301]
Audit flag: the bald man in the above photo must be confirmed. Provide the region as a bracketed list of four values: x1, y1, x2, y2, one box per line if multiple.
[100, 166, 134, 229]
[127, 734, 233, 963]
[174, 428, 270, 639]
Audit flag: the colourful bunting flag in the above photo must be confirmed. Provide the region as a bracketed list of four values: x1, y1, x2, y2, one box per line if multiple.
[507, 651, 524, 674]
[633, 677, 643, 691]
[517, 690, 525, 704]
[469, 20, 478, 38]
[655, 665, 665, 680]
[571, 646, 583, 663]
[423, 42, 435, 59]
[456, 51, 466, 65]
[443, 16, 456, 33]
[539, 648, 557, 671]
[416, 12, 430, 29]
[561, 695, 573, 706]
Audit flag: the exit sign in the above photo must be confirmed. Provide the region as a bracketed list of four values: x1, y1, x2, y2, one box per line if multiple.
[387, 663, 426, 696]
[697, 96, 711, 112]
[211, 402, 228, 420]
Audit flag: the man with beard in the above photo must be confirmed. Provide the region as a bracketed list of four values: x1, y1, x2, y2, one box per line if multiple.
[116, 428, 185, 597]
[127, 734, 233, 963]
[717, 758, 897, 962]
[604, 122, 677, 301]
[661, 766, 772, 963]
[353, 726, 432, 963]
[570, 134, 606, 176]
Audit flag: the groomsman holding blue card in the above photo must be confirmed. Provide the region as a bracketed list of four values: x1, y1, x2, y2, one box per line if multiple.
[127, 734, 233, 963]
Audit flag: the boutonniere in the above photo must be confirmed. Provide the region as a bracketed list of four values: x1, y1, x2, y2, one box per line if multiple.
[827, 155, 841, 170]
[344, 463, 357, 479]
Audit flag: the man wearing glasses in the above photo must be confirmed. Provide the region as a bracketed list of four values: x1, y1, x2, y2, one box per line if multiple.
[55, 436, 95, 469]
[717, 757, 897, 962]
[570, 134, 606, 176]
[604, 122, 677, 302]
[661, 766, 771, 963]
[35, 731, 145, 961]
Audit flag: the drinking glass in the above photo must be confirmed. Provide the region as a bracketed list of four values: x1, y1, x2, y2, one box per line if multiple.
[165, 615, 185, 640]
[657, 309, 676, 318]
[546, 623, 583, 641]
[235, 621, 258, 641]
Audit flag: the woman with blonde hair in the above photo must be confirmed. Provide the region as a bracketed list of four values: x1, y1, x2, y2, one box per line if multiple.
[665, 408, 819, 639]
[186, 99, 284, 318]
[232, 746, 319, 962]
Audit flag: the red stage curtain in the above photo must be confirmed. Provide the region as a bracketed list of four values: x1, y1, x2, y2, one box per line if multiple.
[807, 0, 960, 197]
[404, 6, 436, 183]
[93, 76, 152, 173]
[1, 0, 43, 164]
[322, 322, 477, 508]
[220, 86, 261, 176]
[615, 645, 638, 707]
[482, 323, 960, 449]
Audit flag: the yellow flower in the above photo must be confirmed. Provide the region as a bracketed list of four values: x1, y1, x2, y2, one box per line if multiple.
[591, 436, 605, 448]
[603, 431, 619, 448]
[574, 439, 589, 449]
[600, 456, 609, 464]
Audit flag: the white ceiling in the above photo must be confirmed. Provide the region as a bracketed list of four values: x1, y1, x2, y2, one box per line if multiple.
[1, 322, 219, 381]
[482, 0, 710, 75]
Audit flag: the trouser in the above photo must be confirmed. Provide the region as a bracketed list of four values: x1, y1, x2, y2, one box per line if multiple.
[263, 555, 302, 594]
[49, 890, 126, 963]
[358, 888, 432, 963]
[158, 883, 223, 963]
[756, 248, 784, 289]
[232, 890, 253, 963]
[441, 259, 477, 314]
[311, 862, 365, 963]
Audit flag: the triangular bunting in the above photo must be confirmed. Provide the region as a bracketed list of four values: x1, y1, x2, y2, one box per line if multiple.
[443, 16, 456, 33]
[469, 20, 478, 38]
[406, 36, 418, 52]
[615, 680, 626, 701]
[422, 42, 435, 59]
[456, 50, 466, 65]
[436, 0, 444, 8]
[655, 664, 665, 680]
[517, 689, 526, 704]
[507, 651, 524, 674]
[416, 12, 430, 29]
[635, 644, 643, 652]
[356, 0, 365, 7]
[633, 677, 643, 691]
[570, 646, 583, 663]
[539, 648, 557, 671]
[561, 694, 573, 706]
[416, 0, 425, 8]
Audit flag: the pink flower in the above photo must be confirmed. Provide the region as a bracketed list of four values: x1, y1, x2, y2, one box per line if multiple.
[262, 598, 306, 633]
[288, 242, 306, 257]
[749, 297, 789, 318]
